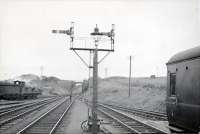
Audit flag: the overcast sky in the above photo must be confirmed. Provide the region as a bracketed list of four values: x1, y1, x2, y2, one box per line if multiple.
[0, 0, 200, 81]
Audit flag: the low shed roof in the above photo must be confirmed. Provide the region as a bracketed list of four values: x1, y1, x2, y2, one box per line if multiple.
[167, 46, 200, 65]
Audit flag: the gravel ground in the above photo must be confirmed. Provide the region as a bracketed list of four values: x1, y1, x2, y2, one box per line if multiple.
[55, 99, 90, 134]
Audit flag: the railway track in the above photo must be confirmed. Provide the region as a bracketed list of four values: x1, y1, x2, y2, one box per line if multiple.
[0, 97, 57, 114]
[83, 98, 167, 121]
[101, 103, 167, 121]
[0, 97, 61, 126]
[0, 101, 23, 106]
[97, 104, 168, 134]
[16, 97, 75, 134]
[0, 96, 64, 133]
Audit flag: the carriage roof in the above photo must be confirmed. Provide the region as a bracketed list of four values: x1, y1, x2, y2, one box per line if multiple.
[167, 46, 200, 65]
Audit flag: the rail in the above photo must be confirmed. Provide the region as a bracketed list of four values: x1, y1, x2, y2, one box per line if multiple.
[16, 97, 75, 134]
[0, 97, 62, 127]
[98, 103, 168, 134]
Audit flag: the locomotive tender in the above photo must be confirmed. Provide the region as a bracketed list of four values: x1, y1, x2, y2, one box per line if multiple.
[0, 80, 41, 100]
[166, 46, 200, 132]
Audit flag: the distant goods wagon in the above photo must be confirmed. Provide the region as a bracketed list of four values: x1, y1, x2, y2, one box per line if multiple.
[166, 46, 200, 132]
[0, 80, 41, 100]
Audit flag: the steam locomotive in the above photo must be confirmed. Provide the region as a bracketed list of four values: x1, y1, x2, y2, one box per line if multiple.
[0, 80, 41, 100]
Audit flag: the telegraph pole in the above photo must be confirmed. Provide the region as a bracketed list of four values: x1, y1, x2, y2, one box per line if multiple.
[128, 55, 132, 97]
[40, 66, 44, 78]
[52, 23, 115, 134]
[104, 68, 108, 78]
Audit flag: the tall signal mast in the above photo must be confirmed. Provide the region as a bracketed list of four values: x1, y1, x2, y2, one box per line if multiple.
[52, 22, 115, 134]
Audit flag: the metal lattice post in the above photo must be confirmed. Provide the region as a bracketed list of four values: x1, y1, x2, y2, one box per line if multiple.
[87, 50, 92, 123]
[91, 40, 98, 134]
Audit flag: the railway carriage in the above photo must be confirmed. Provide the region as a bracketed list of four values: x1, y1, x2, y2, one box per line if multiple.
[166, 46, 200, 132]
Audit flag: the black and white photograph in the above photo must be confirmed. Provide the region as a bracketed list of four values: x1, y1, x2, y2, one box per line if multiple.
[0, 0, 200, 133]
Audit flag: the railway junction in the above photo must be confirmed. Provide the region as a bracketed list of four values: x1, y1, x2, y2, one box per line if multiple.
[1, 1, 200, 132]
[1, 22, 198, 134]
[2, 93, 194, 134]
[0, 95, 176, 134]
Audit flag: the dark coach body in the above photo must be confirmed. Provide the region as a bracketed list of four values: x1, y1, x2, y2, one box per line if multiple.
[166, 46, 200, 132]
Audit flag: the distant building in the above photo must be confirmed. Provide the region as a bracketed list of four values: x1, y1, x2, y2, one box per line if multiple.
[150, 75, 156, 79]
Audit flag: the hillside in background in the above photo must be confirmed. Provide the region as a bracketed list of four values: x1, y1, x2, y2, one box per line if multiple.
[4, 74, 167, 112]
[86, 76, 167, 113]
[8, 74, 80, 95]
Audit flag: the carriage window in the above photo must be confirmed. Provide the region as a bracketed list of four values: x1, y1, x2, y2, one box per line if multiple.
[170, 73, 176, 95]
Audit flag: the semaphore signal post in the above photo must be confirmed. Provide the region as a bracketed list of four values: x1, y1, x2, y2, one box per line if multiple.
[52, 22, 115, 134]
